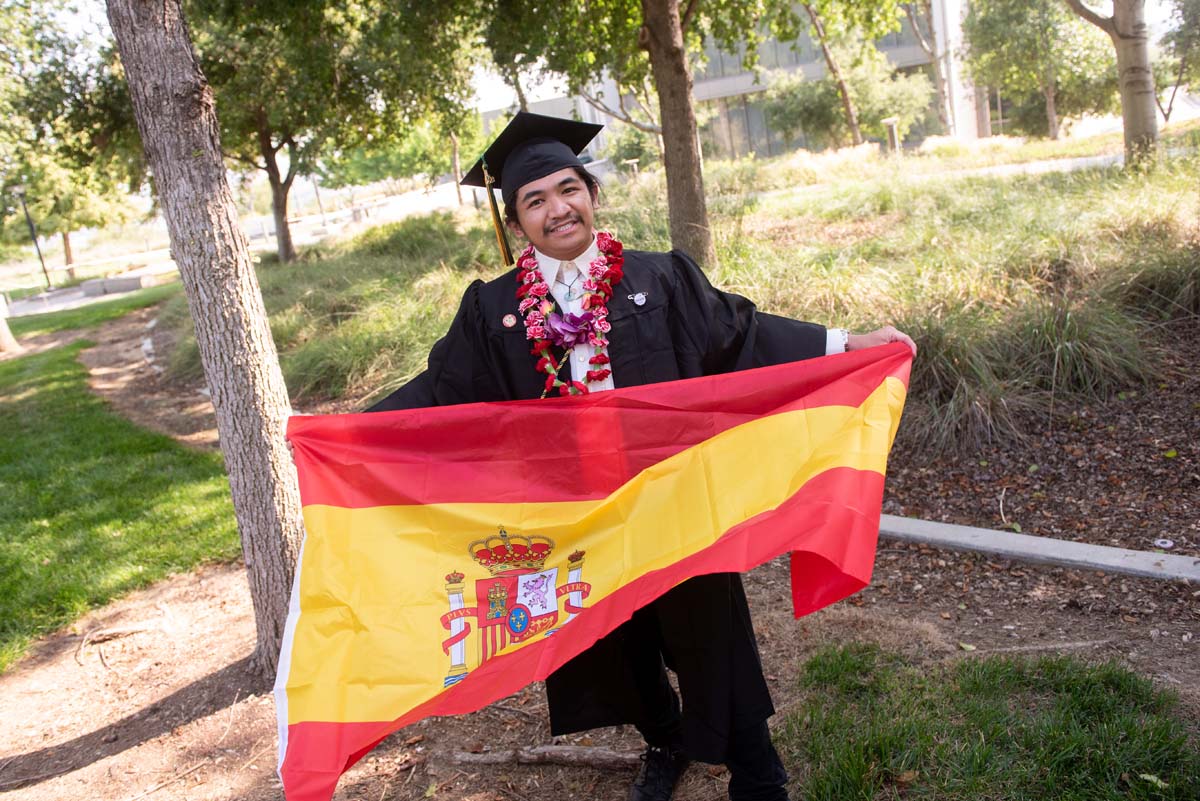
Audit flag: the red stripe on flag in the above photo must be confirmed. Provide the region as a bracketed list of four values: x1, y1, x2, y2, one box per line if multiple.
[279, 466, 885, 800]
[287, 345, 911, 509]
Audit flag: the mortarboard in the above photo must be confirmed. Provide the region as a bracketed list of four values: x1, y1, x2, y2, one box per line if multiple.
[462, 111, 604, 266]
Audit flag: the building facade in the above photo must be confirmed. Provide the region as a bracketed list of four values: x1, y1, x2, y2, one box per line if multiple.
[481, 0, 984, 162]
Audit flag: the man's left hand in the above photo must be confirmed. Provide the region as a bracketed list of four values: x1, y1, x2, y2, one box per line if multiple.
[847, 326, 917, 356]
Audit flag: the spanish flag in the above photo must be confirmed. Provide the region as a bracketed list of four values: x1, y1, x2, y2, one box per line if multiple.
[275, 343, 911, 800]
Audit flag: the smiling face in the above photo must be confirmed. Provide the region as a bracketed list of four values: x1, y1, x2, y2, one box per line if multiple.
[506, 168, 598, 261]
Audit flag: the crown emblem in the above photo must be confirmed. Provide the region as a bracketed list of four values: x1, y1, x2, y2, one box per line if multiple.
[469, 526, 554, 575]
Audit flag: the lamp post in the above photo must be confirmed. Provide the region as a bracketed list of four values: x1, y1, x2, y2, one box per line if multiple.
[12, 185, 51, 289]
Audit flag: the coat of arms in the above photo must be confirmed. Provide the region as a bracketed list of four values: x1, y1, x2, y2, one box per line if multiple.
[439, 527, 591, 687]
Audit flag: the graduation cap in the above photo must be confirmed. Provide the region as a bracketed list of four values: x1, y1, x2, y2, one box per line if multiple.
[463, 111, 604, 266]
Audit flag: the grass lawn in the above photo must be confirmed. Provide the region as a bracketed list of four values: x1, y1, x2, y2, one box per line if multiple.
[7, 282, 181, 338]
[781, 644, 1200, 800]
[0, 341, 238, 671]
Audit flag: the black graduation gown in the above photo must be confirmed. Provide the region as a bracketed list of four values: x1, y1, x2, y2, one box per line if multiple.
[368, 248, 826, 763]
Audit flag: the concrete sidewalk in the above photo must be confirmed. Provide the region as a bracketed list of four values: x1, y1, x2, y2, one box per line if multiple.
[880, 515, 1200, 583]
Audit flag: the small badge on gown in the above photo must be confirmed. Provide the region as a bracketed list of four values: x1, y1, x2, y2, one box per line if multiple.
[502, 314, 518, 328]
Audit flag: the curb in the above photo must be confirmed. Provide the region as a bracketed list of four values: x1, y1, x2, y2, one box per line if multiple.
[879, 515, 1200, 583]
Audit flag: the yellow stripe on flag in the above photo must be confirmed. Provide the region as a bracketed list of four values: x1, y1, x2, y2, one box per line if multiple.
[284, 376, 906, 724]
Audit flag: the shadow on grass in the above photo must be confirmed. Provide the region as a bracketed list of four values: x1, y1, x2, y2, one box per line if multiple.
[0, 344, 239, 671]
[0, 658, 264, 792]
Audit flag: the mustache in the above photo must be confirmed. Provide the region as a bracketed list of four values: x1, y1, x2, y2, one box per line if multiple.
[543, 213, 583, 235]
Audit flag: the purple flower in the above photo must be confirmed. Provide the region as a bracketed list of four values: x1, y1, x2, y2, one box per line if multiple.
[544, 311, 595, 349]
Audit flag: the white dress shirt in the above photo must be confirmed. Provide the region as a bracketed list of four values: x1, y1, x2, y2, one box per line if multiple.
[534, 238, 616, 392]
[533, 239, 847, 392]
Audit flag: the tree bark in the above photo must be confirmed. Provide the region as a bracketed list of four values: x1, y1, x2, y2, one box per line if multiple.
[640, 0, 715, 267]
[1062, 0, 1157, 165]
[256, 113, 298, 262]
[0, 295, 22, 354]
[803, 3, 864, 146]
[450, 131, 463, 206]
[106, 0, 305, 678]
[62, 231, 75, 279]
[905, 2, 951, 134]
[503, 63, 530, 112]
[975, 84, 992, 138]
[1044, 82, 1060, 139]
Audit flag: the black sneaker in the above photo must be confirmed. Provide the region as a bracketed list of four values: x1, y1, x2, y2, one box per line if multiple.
[629, 745, 690, 801]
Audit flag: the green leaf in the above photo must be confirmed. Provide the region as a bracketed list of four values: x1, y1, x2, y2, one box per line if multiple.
[1163, 449, 1178, 459]
[1139, 774, 1169, 790]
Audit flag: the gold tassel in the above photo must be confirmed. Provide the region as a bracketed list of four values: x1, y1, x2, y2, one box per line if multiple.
[482, 160, 514, 267]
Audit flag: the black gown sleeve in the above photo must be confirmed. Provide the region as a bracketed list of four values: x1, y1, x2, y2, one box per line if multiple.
[365, 280, 488, 412]
[665, 249, 827, 375]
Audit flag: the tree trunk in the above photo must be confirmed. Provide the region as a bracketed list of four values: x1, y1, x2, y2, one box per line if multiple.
[906, 1, 951, 134]
[1044, 82, 1060, 139]
[1111, 2, 1157, 164]
[450, 131, 463, 206]
[106, 0, 305, 678]
[0, 295, 22, 354]
[1062, 0, 1157, 165]
[62, 230, 76, 281]
[503, 63, 529, 112]
[803, 4, 864, 146]
[640, 0, 716, 267]
[975, 84, 993, 137]
[256, 119, 298, 263]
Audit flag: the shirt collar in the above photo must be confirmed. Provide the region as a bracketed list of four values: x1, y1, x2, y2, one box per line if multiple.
[534, 236, 599, 285]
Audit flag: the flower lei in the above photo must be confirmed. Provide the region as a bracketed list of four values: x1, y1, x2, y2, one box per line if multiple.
[516, 231, 625, 397]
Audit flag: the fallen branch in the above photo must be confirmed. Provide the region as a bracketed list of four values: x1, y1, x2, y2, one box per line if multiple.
[982, 639, 1113, 654]
[490, 703, 543, 721]
[73, 622, 162, 665]
[443, 745, 640, 770]
[124, 760, 209, 801]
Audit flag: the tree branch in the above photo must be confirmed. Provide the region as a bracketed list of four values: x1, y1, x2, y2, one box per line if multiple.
[680, 0, 700, 34]
[282, 138, 299, 192]
[903, 4, 934, 59]
[631, 80, 660, 128]
[1156, 56, 1186, 122]
[580, 91, 663, 134]
[1060, 0, 1114, 35]
[444, 745, 640, 770]
[223, 150, 265, 172]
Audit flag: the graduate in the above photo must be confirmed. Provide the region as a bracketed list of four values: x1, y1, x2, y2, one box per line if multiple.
[369, 111, 915, 801]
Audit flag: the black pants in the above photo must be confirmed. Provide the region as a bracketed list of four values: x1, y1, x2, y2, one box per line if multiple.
[548, 574, 785, 792]
[630, 583, 788, 801]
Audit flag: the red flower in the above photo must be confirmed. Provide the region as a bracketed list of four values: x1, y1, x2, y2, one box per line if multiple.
[586, 369, 611, 383]
[530, 340, 551, 355]
[571, 381, 588, 394]
[536, 355, 559, 374]
[589, 354, 610, 365]
[545, 375, 559, 392]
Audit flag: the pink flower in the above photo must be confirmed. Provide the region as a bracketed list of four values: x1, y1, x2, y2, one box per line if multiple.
[526, 310, 545, 326]
[518, 297, 538, 313]
[582, 279, 598, 292]
[530, 283, 550, 297]
[540, 299, 555, 315]
[526, 324, 546, 340]
[596, 231, 613, 251]
[595, 319, 612, 333]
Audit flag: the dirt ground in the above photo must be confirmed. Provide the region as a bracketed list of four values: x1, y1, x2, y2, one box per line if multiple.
[0, 311, 1196, 801]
